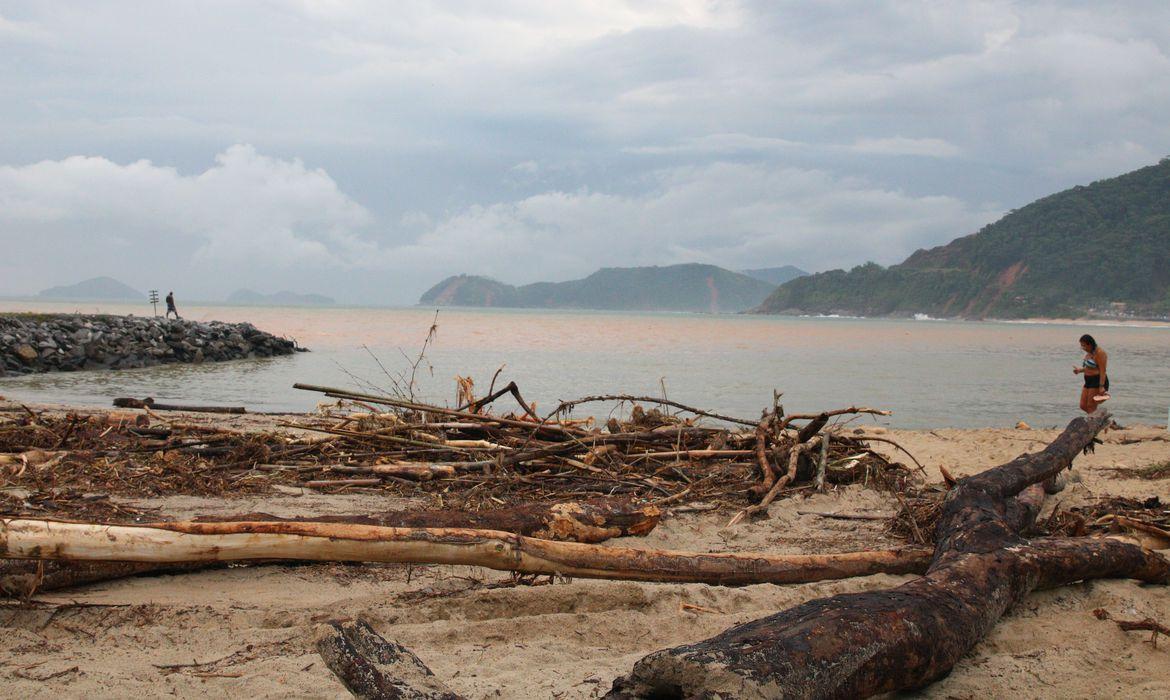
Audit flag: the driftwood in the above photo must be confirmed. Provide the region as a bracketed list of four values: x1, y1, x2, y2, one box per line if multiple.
[606, 411, 1170, 699]
[1093, 608, 1170, 647]
[113, 397, 247, 414]
[0, 499, 660, 596]
[459, 380, 539, 421]
[316, 619, 464, 699]
[293, 383, 581, 436]
[193, 498, 663, 544]
[0, 518, 931, 587]
[0, 559, 217, 598]
[0, 389, 907, 509]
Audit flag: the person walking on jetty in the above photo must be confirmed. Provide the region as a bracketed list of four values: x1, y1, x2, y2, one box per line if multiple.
[1073, 333, 1109, 412]
[165, 291, 181, 320]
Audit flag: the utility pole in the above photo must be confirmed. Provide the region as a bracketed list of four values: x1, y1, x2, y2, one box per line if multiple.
[149, 290, 159, 317]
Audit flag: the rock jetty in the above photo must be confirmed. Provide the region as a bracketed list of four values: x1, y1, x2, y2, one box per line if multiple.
[0, 314, 303, 376]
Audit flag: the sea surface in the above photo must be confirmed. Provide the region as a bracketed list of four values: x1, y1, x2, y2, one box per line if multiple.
[2, 301, 1168, 429]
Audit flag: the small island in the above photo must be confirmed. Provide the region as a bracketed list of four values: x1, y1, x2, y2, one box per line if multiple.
[36, 276, 145, 302]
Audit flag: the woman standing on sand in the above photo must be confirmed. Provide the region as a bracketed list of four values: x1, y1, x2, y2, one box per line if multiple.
[1073, 334, 1109, 413]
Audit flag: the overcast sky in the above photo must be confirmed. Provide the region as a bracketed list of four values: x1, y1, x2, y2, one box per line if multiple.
[2, 1, 1169, 304]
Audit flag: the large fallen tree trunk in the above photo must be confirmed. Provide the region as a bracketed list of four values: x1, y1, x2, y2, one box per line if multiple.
[606, 410, 1170, 699]
[0, 519, 931, 587]
[0, 498, 660, 596]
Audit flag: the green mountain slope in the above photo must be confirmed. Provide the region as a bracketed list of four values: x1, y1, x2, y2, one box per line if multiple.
[757, 159, 1170, 318]
[419, 275, 523, 307]
[420, 264, 777, 313]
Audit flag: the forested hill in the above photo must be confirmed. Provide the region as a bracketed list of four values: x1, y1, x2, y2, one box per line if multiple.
[756, 159, 1170, 319]
[419, 263, 778, 313]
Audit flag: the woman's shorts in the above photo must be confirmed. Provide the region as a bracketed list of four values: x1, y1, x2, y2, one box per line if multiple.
[1084, 375, 1110, 390]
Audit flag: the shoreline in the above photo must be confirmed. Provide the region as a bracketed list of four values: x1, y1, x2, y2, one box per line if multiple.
[4, 398, 1165, 433]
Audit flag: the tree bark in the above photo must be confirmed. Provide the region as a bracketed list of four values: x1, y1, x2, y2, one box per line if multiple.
[316, 618, 464, 699]
[606, 411, 1170, 699]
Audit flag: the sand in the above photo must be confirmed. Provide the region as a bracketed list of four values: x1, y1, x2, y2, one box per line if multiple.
[1, 411, 1167, 698]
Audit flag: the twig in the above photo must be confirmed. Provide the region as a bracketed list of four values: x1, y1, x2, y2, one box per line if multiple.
[1093, 608, 1170, 648]
[798, 511, 891, 521]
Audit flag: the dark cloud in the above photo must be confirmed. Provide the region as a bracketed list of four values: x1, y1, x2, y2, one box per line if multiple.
[1, 1, 1169, 303]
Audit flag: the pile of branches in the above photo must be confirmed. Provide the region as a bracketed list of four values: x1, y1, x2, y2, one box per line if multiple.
[282, 383, 915, 511]
[0, 383, 915, 516]
[0, 409, 309, 501]
[1048, 495, 1170, 548]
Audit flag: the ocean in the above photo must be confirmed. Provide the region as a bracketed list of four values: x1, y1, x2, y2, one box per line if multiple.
[2, 301, 1168, 429]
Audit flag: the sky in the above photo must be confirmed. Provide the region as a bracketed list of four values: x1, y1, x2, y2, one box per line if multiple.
[2, 0, 1169, 304]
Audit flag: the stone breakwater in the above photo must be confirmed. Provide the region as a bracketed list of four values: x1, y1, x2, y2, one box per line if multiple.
[0, 314, 304, 376]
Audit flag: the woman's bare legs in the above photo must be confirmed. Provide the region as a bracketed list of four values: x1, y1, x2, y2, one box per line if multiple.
[1079, 386, 1097, 413]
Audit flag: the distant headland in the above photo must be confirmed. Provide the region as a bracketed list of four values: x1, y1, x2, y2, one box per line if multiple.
[419, 263, 807, 313]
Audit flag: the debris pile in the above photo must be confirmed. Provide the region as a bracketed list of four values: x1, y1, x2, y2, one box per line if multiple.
[0, 383, 914, 514]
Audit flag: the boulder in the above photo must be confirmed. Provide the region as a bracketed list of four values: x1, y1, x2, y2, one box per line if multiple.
[14, 344, 38, 363]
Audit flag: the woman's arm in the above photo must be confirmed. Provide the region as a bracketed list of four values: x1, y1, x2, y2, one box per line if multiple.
[1097, 349, 1108, 390]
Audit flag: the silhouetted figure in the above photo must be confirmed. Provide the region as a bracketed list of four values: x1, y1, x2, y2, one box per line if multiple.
[165, 291, 180, 319]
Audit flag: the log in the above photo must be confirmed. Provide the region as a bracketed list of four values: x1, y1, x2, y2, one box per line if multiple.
[113, 397, 247, 414]
[607, 410, 1170, 699]
[0, 499, 662, 595]
[303, 478, 382, 488]
[316, 618, 464, 699]
[0, 559, 215, 598]
[0, 519, 932, 587]
[197, 498, 664, 544]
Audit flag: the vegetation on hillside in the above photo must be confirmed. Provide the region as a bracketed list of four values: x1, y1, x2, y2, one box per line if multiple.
[758, 159, 1170, 319]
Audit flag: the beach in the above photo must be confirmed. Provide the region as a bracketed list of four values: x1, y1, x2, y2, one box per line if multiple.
[1, 400, 1166, 698]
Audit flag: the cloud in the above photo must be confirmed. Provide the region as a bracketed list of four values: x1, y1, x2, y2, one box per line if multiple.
[625, 133, 961, 158]
[0, 12, 48, 42]
[0, 145, 374, 294]
[388, 162, 1000, 283]
[849, 137, 961, 158]
[3, 2, 1170, 302]
[510, 160, 540, 174]
[624, 133, 803, 155]
[2, 143, 995, 297]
